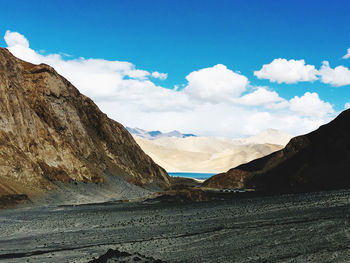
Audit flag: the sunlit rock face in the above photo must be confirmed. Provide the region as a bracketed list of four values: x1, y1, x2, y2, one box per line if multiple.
[0, 47, 170, 201]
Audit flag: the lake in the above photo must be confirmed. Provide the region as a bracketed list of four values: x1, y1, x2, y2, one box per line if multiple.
[168, 172, 216, 180]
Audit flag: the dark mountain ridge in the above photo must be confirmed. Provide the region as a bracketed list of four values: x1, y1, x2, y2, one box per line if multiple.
[203, 109, 350, 193]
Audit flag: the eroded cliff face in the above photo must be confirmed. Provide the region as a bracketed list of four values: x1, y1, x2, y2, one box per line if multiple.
[203, 109, 350, 193]
[0, 48, 170, 200]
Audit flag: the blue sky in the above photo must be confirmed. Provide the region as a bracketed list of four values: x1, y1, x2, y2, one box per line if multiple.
[1, 0, 350, 137]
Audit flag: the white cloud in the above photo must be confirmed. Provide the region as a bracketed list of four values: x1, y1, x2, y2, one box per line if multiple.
[318, 61, 350, 87]
[254, 58, 318, 84]
[151, 71, 168, 80]
[289, 92, 334, 118]
[345, 102, 350, 109]
[4, 30, 29, 48]
[4, 30, 336, 138]
[234, 87, 286, 106]
[184, 64, 249, 103]
[343, 48, 350, 59]
[4, 31, 184, 112]
[125, 69, 150, 80]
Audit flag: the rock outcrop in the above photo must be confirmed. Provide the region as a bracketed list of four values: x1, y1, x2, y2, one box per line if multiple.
[88, 248, 166, 263]
[203, 109, 350, 193]
[0, 47, 170, 202]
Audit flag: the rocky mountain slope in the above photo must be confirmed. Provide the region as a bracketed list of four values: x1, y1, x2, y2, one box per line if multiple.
[133, 130, 290, 173]
[203, 109, 350, 193]
[0, 47, 170, 203]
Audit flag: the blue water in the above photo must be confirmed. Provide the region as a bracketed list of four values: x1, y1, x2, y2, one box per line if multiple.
[168, 172, 215, 180]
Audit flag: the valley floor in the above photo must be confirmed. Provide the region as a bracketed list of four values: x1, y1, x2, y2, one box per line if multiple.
[1, 189, 350, 262]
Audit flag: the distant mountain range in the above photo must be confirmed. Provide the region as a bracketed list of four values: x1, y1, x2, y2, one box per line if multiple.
[132, 128, 292, 173]
[126, 127, 196, 140]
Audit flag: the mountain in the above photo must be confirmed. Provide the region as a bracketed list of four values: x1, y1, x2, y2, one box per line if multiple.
[126, 127, 196, 140]
[0, 47, 170, 205]
[203, 109, 350, 193]
[236, 129, 292, 146]
[133, 130, 291, 173]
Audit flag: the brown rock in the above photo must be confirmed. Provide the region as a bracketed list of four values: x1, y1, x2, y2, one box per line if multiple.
[0, 47, 170, 200]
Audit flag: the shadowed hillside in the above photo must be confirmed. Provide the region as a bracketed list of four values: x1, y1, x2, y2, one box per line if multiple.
[203, 109, 350, 193]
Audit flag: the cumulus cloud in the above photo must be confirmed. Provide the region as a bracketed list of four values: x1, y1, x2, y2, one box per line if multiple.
[184, 64, 249, 103]
[4, 31, 187, 112]
[254, 58, 318, 84]
[3, 30, 336, 137]
[4, 30, 29, 48]
[125, 69, 150, 80]
[151, 71, 168, 80]
[318, 61, 350, 87]
[343, 48, 350, 59]
[234, 87, 286, 106]
[345, 102, 350, 109]
[289, 92, 334, 118]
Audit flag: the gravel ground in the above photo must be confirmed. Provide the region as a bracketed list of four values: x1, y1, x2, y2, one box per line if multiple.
[1, 189, 350, 262]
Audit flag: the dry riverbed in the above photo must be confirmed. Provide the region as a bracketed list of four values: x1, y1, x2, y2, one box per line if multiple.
[1, 189, 350, 262]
